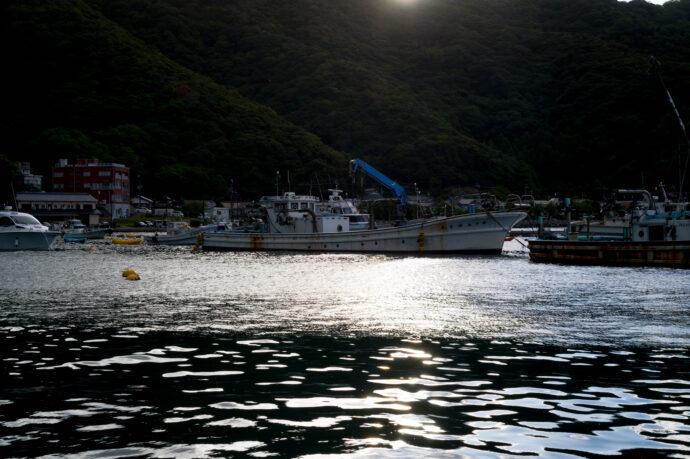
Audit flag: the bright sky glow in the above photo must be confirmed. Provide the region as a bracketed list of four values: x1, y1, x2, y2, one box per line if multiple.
[619, 0, 670, 4]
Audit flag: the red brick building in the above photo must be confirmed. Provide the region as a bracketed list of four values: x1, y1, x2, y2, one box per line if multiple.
[52, 159, 130, 218]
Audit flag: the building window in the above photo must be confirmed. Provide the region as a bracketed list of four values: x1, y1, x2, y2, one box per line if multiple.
[84, 183, 91, 189]
[99, 171, 111, 177]
[83, 171, 91, 177]
[54, 183, 64, 189]
[54, 172, 64, 177]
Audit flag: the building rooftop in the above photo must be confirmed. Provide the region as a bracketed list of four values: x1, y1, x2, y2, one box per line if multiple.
[54, 158, 127, 168]
[16, 192, 98, 203]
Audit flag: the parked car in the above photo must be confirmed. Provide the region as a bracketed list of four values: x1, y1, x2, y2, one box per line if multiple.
[135, 221, 147, 227]
[134, 207, 151, 214]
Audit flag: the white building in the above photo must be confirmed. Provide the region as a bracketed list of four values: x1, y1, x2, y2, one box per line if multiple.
[16, 162, 42, 190]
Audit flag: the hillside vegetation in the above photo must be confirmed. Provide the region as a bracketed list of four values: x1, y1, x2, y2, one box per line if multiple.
[4, 0, 690, 202]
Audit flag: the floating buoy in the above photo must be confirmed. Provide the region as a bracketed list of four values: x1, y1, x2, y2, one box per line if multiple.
[125, 273, 140, 281]
[192, 232, 204, 252]
[112, 238, 142, 245]
[122, 269, 137, 277]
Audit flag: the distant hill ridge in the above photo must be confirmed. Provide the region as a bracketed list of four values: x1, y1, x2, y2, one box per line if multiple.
[4, 0, 690, 202]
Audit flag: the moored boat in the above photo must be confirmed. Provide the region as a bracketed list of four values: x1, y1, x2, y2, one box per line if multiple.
[62, 219, 110, 239]
[201, 190, 526, 254]
[144, 221, 226, 245]
[529, 187, 690, 268]
[82, 228, 111, 239]
[0, 209, 60, 251]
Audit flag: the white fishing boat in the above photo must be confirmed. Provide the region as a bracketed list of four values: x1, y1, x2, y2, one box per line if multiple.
[0, 209, 60, 251]
[202, 160, 526, 253]
[202, 195, 525, 254]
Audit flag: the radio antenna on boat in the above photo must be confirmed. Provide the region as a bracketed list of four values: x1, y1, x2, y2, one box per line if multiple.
[650, 56, 690, 199]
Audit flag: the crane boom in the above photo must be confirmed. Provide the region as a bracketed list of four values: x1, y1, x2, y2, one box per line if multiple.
[349, 159, 407, 204]
[350, 158, 407, 223]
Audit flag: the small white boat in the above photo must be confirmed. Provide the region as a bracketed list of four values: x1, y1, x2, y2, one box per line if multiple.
[62, 219, 87, 234]
[0, 209, 60, 251]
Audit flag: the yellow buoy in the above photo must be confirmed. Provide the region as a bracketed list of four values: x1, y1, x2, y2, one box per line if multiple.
[125, 273, 140, 281]
[122, 269, 137, 277]
[192, 232, 204, 252]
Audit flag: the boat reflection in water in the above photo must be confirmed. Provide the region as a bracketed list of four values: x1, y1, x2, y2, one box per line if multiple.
[0, 208, 59, 250]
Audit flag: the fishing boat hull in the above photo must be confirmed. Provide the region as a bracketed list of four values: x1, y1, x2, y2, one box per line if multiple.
[0, 231, 60, 251]
[144, 223, 225, 246]
[83, 229, 110, 239]
[528, 239, 690, 268]
[146, 233, 202, 245]
[202, 212, 526, 254]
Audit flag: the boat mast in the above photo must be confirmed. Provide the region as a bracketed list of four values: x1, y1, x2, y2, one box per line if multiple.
[650, 56, 690, 199]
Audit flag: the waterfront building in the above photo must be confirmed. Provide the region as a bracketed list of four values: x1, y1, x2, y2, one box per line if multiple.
[52, 159, 130, 218]
[16, 162, 42, 191]
[131, 195, 153, 211]
[15, 191, 100, 226]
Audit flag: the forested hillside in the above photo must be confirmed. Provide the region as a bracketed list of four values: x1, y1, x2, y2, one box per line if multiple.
[4, 0, 690, 202]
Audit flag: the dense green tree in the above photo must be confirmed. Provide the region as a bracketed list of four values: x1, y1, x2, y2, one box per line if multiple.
[4, 0, 690, 202]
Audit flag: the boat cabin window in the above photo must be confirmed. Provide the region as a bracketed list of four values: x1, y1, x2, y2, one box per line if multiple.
[0, 216, 13, 227]
[291, 203, 299, 210]
[11, 215, 41, 225]
[300, 203, 309, 210]
[275, 203, 286, 212]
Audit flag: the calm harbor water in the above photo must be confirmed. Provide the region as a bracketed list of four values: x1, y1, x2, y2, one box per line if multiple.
[1, 238, 689, 458]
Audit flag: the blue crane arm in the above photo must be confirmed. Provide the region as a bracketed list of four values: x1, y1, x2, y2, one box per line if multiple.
[349, 159, 407, 205]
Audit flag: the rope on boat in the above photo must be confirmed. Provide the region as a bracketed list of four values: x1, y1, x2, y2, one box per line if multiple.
[487, 211, 529, 249]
